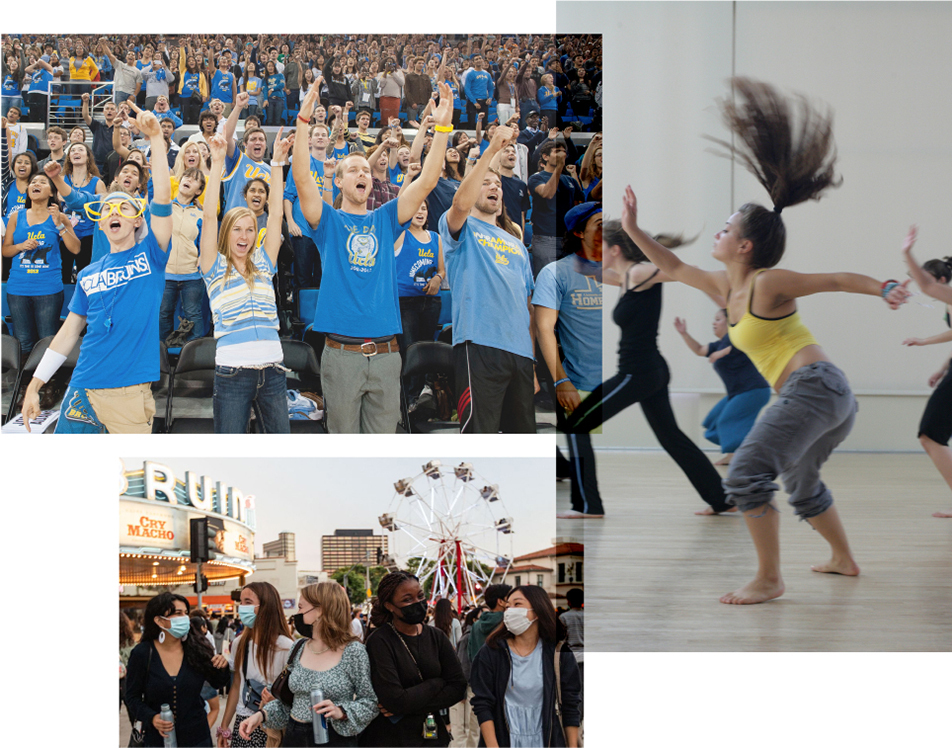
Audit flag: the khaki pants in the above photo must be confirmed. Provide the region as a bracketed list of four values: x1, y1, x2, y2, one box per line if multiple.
[459, 687, 481, 747]
[87, 383, 156, 434]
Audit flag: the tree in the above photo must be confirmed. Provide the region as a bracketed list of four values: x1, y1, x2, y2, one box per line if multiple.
[331, 564, 389, 606]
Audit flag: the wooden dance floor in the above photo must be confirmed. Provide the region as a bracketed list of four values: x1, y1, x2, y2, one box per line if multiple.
[558, 451, 952, 652]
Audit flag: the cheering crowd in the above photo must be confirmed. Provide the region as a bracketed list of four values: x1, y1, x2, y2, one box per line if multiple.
[120, 576, 583, 747]
[1, 33, 604, 435]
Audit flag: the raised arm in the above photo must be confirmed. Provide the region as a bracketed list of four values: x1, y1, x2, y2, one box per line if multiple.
[292, 86, 324, 228]
[397, 81, 453, 225]
[408, 115, 432, 166]
[81, 92, 93, 126]
[672, 317, 709, 357]
[620, 185, 729, 301]
[130, 103, 171, 250]
[263, 128, 289, 265]
[223, 91, 249, 158]
[445, 125, 514, 235]
[902, 226, 952, 305]
[200, 134, 228, 274]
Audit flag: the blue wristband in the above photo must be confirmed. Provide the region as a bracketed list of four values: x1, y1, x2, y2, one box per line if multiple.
[880, 281, 899, 299]
[554, 378, 571, 387]
[149, 201, 172, 218]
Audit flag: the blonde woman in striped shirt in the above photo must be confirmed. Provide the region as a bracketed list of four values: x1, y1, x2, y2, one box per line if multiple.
[201, 130, 291, 433]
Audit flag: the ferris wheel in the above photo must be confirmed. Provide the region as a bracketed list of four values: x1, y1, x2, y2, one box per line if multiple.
[379, 460, 514, 613]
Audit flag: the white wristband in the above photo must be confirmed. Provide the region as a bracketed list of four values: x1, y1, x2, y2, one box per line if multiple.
[35, 349, 68, 384]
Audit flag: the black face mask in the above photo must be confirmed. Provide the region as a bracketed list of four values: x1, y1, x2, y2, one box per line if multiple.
[292, 613, 312, 639]
[394, 600, 427, 625]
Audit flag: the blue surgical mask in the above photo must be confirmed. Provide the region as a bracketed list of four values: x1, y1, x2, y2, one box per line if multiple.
[161, 615, 191, 640]
[238, 605, 257, 629]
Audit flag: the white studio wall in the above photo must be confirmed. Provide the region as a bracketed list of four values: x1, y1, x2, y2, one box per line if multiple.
[560, 1, 952, 451]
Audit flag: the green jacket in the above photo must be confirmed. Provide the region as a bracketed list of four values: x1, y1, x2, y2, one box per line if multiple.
[467, 610, 503, 660]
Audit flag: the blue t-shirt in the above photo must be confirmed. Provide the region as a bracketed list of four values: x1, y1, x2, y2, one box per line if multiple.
[425, 177, 459, 228]
[2, 74, 20, 96]
[527, 171, 582, 237]
[222, 150, 271, 215]
[500, 175, 531, 227]
[284, 154, 329, 232]
[532, 254, 602, 391]
[446, 80, 463, 111]
[181, 71, 202, 98]
[389, 165, 406, 188]
[28, 68, 53, 95]
[69, 229, 169, 389]
[3, 183, 27, 218]
[708, 335, 770, 398]
[439, 213, 534, 359]
[63, 175, 102, 239]
[465, 69, 493, 103]
[7, 211, 63, 296]
[211, 70, 234, 103]
[395, 229, 439, 297]
[308, 199, 408, 338]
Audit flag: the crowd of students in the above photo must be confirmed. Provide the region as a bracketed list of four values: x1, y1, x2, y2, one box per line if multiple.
[120, 576, 583, 747]
[1, 33, 604, 435]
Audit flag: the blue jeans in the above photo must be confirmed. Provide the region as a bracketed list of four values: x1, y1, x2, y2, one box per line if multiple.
[291, 234, 321, 292]
[160, 279, 206, 343]
[267, 98, 286, 125]
[213, 363, 290, 433]
[2, 95, 23, 117]
[6, 291, 63, 355]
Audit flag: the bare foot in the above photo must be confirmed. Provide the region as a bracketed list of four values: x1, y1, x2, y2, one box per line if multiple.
[695, 506, 738, 515]
[556, 510, 604, 519]
[811, 557, 860, 575]
[714, 454, 733, 466]
[720, 577, 785, 604]
[932, 510, 952, 518]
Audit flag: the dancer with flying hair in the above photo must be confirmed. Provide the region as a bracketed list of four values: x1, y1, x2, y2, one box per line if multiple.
[624, 78, 910, 604]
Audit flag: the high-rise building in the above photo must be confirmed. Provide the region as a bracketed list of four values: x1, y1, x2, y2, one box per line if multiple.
[322, 529, 388, 572]
[263, 532, 296, 561]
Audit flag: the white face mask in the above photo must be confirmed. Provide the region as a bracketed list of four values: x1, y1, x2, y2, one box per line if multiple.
[503, 607, 535, 636]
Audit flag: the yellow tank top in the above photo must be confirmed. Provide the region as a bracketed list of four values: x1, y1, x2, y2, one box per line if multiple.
[728, 269, 820, 387]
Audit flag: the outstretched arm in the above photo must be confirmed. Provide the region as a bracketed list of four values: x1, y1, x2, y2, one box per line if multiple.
[672, 317, 709, 357]
[223, 91, 249, 158]
[129, 102, 171, 250]
[902, 225, 952, 304]
[621, 185, 729, 301]
[200, 134, 227, 274]
[263, 128, 290, 265]
[445, 125, 515, 235]
[397, 81, 453, 225]
[293, 85, 324, 228]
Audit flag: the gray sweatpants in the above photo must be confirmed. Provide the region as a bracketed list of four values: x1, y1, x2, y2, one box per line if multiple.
[724, 361, 857, 519]
[321, 344, 402, 433]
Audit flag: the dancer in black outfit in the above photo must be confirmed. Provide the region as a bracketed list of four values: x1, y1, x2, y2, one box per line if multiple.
[565, 220, 734, 514]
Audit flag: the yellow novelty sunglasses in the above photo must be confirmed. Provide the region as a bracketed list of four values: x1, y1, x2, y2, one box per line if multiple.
[84, 198, 147, 221]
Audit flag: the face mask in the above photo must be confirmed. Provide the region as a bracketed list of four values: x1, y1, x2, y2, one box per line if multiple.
[503, 607, 535, 636]
[238, 605, 257, 629]
[292, 612, 316, 639]
[161, 615, 191, 640]
[395, 600, 428, 625]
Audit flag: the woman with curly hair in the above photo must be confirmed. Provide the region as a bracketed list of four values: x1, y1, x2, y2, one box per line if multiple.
[626, 78, 910, 604]
[124, 592, 230, 747]
[360, 571, 466, 747]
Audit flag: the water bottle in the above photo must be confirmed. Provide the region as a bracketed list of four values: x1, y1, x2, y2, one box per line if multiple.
[159, 703, 177, 748]
[310, 688, 330, 744]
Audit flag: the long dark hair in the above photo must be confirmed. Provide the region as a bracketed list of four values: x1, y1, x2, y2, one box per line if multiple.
[233, 582, 293, 682]
[142, 592, 219, 680]
[432, 598, 455, 638]
[923, 257, 952, 284]
[706, 78, 842, 269]
[23, 174, 58, 209]
[120, 610, 136, 648]
[485, 585, 558, 649]
[369, 571, 419, 628]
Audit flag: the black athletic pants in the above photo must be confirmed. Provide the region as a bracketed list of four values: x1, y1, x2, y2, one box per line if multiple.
[919, 364, 952, 446]
[566, 361, 731, 512]
[454, 341, 535, 434]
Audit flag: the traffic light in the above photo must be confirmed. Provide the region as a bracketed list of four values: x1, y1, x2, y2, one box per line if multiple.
[194, 574, 208, 593]
[190, 518, 209, 564]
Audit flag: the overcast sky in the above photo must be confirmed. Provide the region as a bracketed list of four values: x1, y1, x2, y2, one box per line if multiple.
[122, 456, 555, 569]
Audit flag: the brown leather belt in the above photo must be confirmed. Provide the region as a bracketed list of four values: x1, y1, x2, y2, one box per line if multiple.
[325, 337, 399, 357]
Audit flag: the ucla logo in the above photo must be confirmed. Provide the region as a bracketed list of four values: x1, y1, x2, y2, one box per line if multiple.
[348, 232, 378, 268]
[243, 165, 271, 183]
[81, 251, 152, 295]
